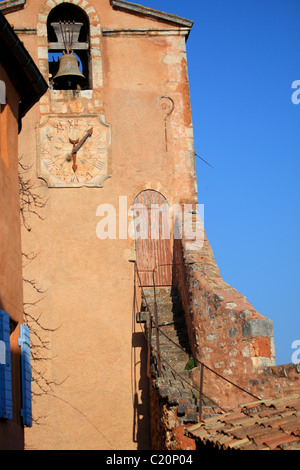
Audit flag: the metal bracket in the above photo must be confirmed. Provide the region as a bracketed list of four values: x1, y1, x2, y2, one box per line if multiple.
[49, 22, 88, 51]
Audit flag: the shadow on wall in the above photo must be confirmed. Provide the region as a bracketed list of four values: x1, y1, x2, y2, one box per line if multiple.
[132, 331, 151, 450]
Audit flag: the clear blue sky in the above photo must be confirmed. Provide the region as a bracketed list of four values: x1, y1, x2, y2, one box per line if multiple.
[140, 0, 300, 366]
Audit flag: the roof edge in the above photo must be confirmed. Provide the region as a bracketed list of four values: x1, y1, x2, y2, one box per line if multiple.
[0, 0, 26, 15]
[0, 11, 48, 127]
[110, 0, 194, 29]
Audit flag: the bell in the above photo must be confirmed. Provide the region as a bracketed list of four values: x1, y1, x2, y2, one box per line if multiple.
[53, 51, 85, 88]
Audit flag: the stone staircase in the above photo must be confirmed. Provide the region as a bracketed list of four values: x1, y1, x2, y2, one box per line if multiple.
[140, 286, 217, 425]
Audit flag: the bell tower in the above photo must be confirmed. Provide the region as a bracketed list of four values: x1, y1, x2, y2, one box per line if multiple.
[5, 0, 197, 450]
[35, 1, 111, 188]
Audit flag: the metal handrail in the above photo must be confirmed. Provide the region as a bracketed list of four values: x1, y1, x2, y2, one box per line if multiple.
[132, 260, 261, 421]
[132, 260, 220, 420]
[133, 263, 154, 379]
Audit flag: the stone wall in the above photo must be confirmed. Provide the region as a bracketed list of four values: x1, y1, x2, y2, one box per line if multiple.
[173, 233, 275, 369]
[173, 224, 299, 409]
[149, 380, 196, 451]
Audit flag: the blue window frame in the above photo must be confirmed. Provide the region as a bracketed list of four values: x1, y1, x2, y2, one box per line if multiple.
[18, 324, 32, 427]
[0, 310, 13, 420]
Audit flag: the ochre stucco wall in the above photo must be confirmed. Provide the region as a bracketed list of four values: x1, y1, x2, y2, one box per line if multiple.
[6, 0, 197, 450]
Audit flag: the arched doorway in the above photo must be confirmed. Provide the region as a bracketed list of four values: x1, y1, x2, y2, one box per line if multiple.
[133, 190, 172, 287]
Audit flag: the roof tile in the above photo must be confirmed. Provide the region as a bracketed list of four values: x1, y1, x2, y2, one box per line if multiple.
[186, 394, 300, 450]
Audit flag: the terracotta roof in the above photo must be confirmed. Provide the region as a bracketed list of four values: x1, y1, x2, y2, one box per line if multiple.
[186, 394, 300, 450]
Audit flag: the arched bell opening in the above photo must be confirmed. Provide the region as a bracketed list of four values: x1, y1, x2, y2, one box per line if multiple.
[47, 3, 91, 91]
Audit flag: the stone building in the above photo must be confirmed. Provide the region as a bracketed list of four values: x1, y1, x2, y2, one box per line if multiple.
[1, 0, 298, 450]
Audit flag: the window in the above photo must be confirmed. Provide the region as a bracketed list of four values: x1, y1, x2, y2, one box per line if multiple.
[0, 310, 13, 420]
[0, 311, 33, 426]
[18, 324, 32, 427]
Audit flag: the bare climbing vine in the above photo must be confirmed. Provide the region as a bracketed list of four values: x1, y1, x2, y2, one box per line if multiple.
[18, 158, 46, 232]
[19, 157, 66, 421]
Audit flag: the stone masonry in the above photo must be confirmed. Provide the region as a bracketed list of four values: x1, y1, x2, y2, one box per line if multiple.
[172, 224, 299, 410]
[139, 286, 220, 450]
[139, 221, 299, 449]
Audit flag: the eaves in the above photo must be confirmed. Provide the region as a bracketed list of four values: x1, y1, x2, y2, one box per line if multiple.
[110, 0, 194, 31]
[0, 11, 48, 128]
[0, 0, 26, 15]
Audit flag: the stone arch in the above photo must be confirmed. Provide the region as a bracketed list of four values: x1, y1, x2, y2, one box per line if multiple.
[38, 0, 99, 33]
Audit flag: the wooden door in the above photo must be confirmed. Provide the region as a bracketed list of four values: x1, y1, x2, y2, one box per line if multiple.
[134, 190, 172, 287]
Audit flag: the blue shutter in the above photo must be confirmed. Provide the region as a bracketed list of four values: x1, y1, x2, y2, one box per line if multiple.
[0, 310, 13, 420]
[18, 324, 32, 427]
